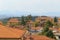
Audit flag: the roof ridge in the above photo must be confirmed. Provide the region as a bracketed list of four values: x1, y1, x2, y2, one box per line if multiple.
[0, 25, 17, 35]
[0, 25, 25, 38]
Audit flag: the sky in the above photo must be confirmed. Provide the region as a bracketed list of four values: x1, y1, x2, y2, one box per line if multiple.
[0, 0, 60, 17]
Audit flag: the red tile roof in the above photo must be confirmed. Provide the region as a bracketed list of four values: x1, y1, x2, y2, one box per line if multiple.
[31, 27, 42, 30]
[0, 25, 25, 38]
[8, 18, 19, 23]
[26, 35, 55, 40]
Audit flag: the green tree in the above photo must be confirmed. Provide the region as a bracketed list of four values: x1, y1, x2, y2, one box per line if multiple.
[21, 16, 26, 26]
[54, 17, 58, 28]
[42, 25, 49, 34]
[25, 15, 32, 24]
[45, 30, 55, 38]
[54, 17, 58, 23]
[34, 22, 39, 27]
[27, 15, 32, 20]
[34, 22, 39, 32]
[45, 20, 53, 27]
[25, 17, 29, 22]
[41, 25, 55, 38]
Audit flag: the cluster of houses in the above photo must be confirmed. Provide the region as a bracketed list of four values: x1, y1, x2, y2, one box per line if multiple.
[0, 16, 60, 40]
[0, 24, 55, 40]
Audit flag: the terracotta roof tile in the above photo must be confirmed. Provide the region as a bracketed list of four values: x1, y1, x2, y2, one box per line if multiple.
[26, 35, 55, 40]
[8, 18, 19, 23]
[31, 27, 42, 30]
[0, 25, 25, 38]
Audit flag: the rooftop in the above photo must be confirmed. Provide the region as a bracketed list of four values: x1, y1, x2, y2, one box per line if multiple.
[0, 25, 25, 38]
[8, 18, 19, 23]
[26, 35, 55, 40]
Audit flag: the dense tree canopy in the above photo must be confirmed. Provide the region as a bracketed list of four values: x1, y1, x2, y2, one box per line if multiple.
[21, 16, 26, 26]
[54, 17, 58, 23]
[45, 20, 53, 27]
[27, 15, 32, 20]
[41, 22, 55, 38]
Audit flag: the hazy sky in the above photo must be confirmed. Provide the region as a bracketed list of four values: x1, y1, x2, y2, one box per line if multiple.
[0, 0, 60, 16]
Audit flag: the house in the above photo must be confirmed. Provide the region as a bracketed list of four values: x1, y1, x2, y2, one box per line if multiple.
[35, 16, 54, 27]
[50, 27, 60, 40]
[7, 18, 20, 28]
[35, 16, 53, 22]
[30, 27, 43, 32]
[54, 28, 60, 40]
[8, 18, 19, 23]
[26, 20, 34, 27]
[25, 35, 55, 40]
[0, 25, 26, 40]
